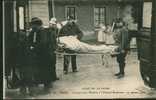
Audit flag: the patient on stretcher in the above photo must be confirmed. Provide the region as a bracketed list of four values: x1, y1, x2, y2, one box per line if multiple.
[57, 36, 118, 53]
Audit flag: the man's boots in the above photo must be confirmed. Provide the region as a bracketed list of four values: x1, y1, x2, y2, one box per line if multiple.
[114, 63, 125, 78]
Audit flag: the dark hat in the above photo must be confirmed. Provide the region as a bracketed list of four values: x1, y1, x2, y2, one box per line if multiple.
[30, 17, 43, 25]
[116, 17, 122, 22]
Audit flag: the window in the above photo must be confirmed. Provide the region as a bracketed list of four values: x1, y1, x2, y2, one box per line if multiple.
[16, 0, 29, 31]
[94, 7, 106, 26]
[142, 2, 152, 28]
[18, 7, 24, 30]
[66, 6, 76, 20]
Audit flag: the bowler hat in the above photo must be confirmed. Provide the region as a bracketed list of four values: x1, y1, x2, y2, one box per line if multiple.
[30, 17, 43, 25]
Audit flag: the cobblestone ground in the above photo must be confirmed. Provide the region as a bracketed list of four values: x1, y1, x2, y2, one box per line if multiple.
[5, 51, 156, 99]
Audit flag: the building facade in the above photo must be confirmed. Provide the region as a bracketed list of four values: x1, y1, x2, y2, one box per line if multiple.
[4, 0, 140, 34]
[49, 0, 140, 34]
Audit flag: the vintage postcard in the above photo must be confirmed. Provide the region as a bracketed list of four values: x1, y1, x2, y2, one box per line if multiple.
[3, 0, 156, 99]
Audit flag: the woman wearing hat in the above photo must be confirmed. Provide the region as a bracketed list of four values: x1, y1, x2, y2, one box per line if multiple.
[47, 17, 59, 81]
[19, 17, 54, 95]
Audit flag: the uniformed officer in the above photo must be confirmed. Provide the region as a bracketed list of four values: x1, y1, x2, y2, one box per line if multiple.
[113, 18, 130, 78]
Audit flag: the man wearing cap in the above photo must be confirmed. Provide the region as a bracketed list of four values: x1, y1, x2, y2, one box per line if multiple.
[59, 16, 83, 74]
[113, 18, 130, 79]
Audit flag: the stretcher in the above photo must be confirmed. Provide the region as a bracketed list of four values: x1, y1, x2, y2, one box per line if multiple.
[55, 45, 119, 56]
[55, 51, 118, 55]
[55, 35, 119, 68]
[55, 36, 119, 56]
[54, 46, 119, 68]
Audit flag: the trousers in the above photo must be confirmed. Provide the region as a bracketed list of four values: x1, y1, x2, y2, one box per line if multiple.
[116, 51, 127, 74]
[64, 55, 77, 71]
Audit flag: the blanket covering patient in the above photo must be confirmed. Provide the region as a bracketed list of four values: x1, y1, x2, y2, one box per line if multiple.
[58, 36, 118, 53]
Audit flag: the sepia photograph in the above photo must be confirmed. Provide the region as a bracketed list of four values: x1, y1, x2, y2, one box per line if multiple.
[2, 0, 156, 99]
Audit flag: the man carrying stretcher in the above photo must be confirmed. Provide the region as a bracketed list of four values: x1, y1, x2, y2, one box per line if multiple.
[58, 16, 119, 75]
[59, 16, 83, 74]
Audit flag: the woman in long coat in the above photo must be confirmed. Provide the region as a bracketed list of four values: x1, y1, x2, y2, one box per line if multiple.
[47, 17, 59, 81]
[19, 17, 54, 95]
[28, 17, 54, 86]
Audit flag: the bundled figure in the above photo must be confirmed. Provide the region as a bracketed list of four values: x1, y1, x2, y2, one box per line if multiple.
[59, 16, 83, 74]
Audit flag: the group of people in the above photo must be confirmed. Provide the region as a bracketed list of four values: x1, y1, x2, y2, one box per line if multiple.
[97, 23, 115, 45]
[8, 15, 130, 96]
[16, 16, 83, 95]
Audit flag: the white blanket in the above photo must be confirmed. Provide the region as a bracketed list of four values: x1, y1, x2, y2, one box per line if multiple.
[58, 36, 118, 53]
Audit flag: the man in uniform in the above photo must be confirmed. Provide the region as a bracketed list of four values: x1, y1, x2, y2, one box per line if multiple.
[113, 18, 130, 78]
[59, 16, 83, 74]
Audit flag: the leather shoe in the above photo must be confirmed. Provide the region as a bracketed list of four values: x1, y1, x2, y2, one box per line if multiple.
[55, 77, 59, 80]
[44, 83, 53, 93]
[73, 70, 78, 72]
[114, 72, 121, 76]
[117, 74, 125, 79]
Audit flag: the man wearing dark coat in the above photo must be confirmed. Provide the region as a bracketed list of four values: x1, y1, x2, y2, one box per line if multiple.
[59, 16, 83, 74]
[113, 18, 130, 79]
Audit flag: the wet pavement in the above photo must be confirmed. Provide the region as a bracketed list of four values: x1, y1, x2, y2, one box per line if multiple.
[4, 51, 156, 99]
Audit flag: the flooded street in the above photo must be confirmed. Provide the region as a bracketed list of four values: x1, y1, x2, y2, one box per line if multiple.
[5, 51, 156, 99]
